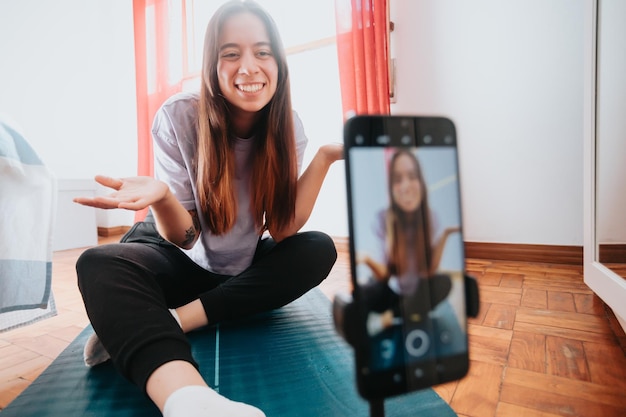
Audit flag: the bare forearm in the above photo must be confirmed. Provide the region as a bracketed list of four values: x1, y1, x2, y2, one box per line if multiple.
[270, 148, 335, 241]
[363, 255, 389, 281]
[151, 189, 199, 249]
[430, 227, 460, 273]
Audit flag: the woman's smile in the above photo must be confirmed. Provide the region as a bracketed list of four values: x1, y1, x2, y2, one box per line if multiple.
[236, 82, 265, 93]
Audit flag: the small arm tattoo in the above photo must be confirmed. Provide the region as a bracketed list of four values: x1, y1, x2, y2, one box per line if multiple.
[181, 210, 201, 247]
[182, 226, 196, 247]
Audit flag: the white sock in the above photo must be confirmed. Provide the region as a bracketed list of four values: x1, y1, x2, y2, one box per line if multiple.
[366, 311, 385, 336]
[83, 331, 111, 367]
[163, 386, 265, 417]
[84, 308, 182, 367]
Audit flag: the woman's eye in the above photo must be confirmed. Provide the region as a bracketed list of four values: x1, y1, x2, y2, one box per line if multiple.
[257, 50, 272, 57]
[221, 52, 239, 59]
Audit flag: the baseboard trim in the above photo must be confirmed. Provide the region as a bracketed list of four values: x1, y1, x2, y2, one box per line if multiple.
[97, 226, 131, 237]
[464, 242, 582, 265]
[599, 244, 626, 264]
[332, 237, 583, 266]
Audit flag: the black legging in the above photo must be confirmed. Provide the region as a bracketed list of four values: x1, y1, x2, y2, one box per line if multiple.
[360, 273, 452, 318]
[76, 221, 337, 391]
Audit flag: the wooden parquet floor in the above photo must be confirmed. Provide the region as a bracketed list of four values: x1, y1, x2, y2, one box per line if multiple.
[1, 236, 626, 416]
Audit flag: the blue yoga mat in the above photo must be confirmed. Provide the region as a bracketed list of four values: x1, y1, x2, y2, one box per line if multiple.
[1, 288, 457, 416]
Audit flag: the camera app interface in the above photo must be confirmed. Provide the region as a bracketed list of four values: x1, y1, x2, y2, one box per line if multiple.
[349, 145, 467, 376]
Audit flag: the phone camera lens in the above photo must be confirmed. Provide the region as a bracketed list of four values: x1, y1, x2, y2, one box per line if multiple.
[355, 134, 364, 145]
[423, 134, 433, 144]
[401, 135, 412, 145]
[444, 134, 453, 144]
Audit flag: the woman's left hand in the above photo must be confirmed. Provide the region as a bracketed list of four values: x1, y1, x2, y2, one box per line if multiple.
[443, 226, 461, 236]
[318, 143, 344, 164]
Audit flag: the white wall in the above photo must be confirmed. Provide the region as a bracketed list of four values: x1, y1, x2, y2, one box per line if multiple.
[1, 0, 586, 247]
[0, 0, 138, 228]
[391, 0, 584, 246]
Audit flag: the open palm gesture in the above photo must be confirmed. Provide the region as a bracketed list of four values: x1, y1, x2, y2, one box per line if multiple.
[74, 175, 169, 211]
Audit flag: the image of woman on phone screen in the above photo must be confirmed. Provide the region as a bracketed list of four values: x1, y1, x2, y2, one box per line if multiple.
[72, 1, 343, 416]
[357, 149, 460, 337]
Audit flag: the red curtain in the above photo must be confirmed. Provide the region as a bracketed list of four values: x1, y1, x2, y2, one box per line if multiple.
[133, 0, 184, 221]
[335, 0, 390, 119]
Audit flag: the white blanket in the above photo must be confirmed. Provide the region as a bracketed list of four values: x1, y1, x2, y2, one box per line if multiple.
[0, 115, 57, 332]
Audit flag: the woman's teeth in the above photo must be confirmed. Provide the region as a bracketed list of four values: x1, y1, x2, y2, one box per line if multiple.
[238, 83, 263, 93]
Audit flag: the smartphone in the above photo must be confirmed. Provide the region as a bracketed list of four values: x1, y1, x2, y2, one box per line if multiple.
[344, 115, 469, 400]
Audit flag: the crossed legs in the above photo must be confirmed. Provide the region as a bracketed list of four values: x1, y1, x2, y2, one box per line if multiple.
[76, 231, 337, 415]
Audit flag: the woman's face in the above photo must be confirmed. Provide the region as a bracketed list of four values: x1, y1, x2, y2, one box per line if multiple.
[217, 12, 278, 116]
[391, 153, 423, 213]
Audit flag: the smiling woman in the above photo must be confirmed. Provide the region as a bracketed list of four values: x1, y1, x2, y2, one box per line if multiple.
[72, 1, 344, 416]
[132, 0, 345, 232]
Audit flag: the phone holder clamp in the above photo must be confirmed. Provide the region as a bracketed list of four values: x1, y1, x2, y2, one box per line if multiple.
[332, 274, 480, 417]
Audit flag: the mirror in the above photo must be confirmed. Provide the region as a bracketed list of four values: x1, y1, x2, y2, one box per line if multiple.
[585, 0, 626, 334]
[595, 0, 626, 279]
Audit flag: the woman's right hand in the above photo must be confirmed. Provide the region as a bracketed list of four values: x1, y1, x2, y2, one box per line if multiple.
[73, 175, 169, 211]
[356, 252, 389, 282]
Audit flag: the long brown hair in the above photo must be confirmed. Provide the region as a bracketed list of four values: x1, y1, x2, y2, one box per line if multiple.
[385, 149, 432, 277]
[196, 0, 297, 235]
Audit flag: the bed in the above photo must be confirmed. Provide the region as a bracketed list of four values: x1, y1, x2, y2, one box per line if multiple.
[0, 114, 57, 332]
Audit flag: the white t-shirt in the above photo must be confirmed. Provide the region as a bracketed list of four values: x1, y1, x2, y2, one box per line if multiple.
[151, 92, 308, 275]
[371, 208, 441, 294]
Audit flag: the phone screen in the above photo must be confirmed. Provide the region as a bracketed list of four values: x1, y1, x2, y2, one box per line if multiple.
[344, 116, 469, 399]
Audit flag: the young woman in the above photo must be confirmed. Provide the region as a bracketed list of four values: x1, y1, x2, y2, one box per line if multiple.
[357, 149, 458, 336]
[74, 1, 342, 416]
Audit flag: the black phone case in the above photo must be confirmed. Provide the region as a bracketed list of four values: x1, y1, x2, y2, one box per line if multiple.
[343, 115, 472, 400]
